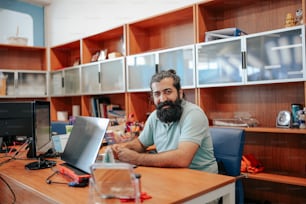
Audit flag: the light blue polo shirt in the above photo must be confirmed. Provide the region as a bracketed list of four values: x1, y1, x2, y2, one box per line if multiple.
[139, 100, 218, 173]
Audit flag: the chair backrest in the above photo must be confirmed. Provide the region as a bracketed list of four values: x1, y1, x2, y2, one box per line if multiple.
[51, 121, 70, 135]
[210, 127, 245, 176]
[210, 127, 245, 204]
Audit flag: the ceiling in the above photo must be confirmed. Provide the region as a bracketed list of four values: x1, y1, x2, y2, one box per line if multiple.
[19, 0, 51, 6]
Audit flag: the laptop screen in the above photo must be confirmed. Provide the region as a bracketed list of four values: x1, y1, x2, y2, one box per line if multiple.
[61, 116, 109, 174]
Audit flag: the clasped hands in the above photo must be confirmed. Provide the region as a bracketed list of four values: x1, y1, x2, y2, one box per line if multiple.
[111, 144, 139, 165]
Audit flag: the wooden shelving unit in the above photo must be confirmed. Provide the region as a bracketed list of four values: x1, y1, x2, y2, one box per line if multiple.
[196, 0, 306, 203]
[46, 0, 305, 202]
[3, 1, 306, 202]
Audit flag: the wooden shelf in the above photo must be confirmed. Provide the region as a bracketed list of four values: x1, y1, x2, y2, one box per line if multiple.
[245, 172, 306, 187]
[127, 5, 195, 55]
[245, 127, 306, 134]
[196, 0, 302, 43]
[0, 44, 46, 70]
[198, 82, 305, 128]
[82, 26, 125, 64]
[50, 40, 81, 70]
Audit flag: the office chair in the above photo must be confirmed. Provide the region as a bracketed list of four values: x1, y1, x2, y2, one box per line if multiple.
[51, 121, 70, 135]
[209, 127, 245, 204]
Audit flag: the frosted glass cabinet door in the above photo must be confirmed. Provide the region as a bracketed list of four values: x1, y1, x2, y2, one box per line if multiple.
[158, 45, 195, 88]
[126, 52, 157, 91]
[81, 62, 101, 94]
[50, 71, 64, 96]
[100, 57, 125, 93]
[246, 26, 304, 83]
[64, 67, 80, 95]
[16, 71, 47, 96]
[196, 38, 243, 87]
[0, 71, 15, 96]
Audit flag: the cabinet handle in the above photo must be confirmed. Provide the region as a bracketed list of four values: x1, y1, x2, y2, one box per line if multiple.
[98, 71, 101, 83]
[242, 51, 246, 69]
[155, 64, 159, 73]
[61, 77, 64, 88]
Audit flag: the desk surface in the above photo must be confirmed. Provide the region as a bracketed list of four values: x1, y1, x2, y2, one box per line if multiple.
[0, 157, 235, 204]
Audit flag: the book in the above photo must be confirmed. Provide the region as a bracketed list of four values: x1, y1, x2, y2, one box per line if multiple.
[205, 27, 247, 42]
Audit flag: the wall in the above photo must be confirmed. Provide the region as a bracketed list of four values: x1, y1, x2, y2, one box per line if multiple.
[44, 0, 205, 47]
[0, 0, 44, 46]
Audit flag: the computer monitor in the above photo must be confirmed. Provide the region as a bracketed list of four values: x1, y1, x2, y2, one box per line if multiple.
[0, 101, 52, 162]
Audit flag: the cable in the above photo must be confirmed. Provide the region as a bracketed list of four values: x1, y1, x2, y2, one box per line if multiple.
[0, 139, 31, 167]
[0, 175, 16, 204]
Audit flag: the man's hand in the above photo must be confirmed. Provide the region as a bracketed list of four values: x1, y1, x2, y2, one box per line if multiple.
[116, 146, 140, 164]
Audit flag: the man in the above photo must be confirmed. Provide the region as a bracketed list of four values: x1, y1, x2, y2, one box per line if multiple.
[112, 69, 218, 173]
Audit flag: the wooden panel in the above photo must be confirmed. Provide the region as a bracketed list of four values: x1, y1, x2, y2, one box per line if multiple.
[82, 26, 125, 64]
[244, 132, 306, 176]
[127, 92, 154, 122]
[50, 96, 81, 121]
[50, 41, 81, 70]
[244, 179, 306, 203]
[197, 0, 302, 43]
[81, 95, 91, 116]
[198, 82, 305, 127]
[0, 44, 46, 70]
[128, 6, 195, 54]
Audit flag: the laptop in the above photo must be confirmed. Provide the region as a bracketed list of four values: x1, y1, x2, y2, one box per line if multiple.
[58, 116, 109, 181]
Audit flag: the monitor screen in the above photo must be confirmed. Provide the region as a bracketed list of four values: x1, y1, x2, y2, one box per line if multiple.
[34, 101, 51, 155]
[0, 101, 51, 157]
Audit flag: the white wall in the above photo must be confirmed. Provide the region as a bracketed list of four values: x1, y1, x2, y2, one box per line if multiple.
[45, 0, 205, 47]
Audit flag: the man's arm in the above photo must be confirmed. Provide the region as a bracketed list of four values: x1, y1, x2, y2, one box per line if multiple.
[115, 141, 199, 168]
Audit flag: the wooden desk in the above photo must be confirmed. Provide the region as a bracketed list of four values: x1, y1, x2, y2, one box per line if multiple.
[0, 158, 235, 204]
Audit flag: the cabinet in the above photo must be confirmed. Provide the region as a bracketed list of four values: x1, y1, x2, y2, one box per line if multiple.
[196, 25, 305, 87]
[245, 25, 305, 84]
[0, 44, 47, 99]
[196, 38, 243, 87]
[50, 26, 126, 121]
[81, 57, 125, 94]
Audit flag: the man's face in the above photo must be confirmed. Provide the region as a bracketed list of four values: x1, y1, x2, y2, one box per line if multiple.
[151, 77, 183, 123]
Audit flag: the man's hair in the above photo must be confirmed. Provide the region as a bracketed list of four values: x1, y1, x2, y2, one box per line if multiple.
[150, 69, 181, 92]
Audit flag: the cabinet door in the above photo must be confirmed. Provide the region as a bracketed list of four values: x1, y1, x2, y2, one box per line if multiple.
[158, 45, 195, 88]
[245, 26, 304, 83]
[16, 71, 47, 96]
[0, 71, 15, 96]
[100, 57, 125, 93]
[50, 70, 64, 96]
[196, 38, 243, 87]
[64, 67, 80, 95]
[126, 52, 157, 92]
[81, 62, 101, 94]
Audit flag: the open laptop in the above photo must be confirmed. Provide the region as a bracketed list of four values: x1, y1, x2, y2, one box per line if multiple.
[58, 116, 109, 182]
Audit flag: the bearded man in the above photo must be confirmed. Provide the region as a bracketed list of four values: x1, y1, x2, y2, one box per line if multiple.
[112, 70, 217, 173]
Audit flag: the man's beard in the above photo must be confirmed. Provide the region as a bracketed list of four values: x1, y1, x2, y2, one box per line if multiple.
[156, 99, 183, 123]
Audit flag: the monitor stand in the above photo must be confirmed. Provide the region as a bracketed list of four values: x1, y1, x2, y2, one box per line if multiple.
[0, 137, 16, 153]
[25, 157, 56, 170]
